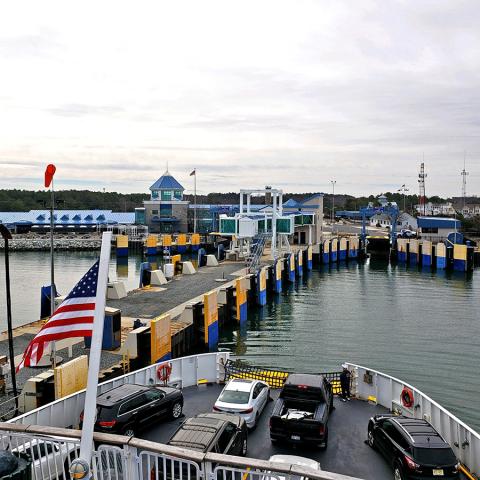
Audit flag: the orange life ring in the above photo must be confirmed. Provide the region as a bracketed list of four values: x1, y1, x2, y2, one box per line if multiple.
[157, 362, 172, 382]
[401, 387, 414, 408]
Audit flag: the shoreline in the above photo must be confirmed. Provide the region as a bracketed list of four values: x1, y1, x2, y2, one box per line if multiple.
[0, 235, 102, 251]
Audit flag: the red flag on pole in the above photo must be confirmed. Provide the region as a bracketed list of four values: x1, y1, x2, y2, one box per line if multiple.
[45, 164, 56, 188]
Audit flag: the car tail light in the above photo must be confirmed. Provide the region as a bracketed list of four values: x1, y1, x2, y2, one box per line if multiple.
[319, 425, 325, 436]
[98, 420, 117, 428]
[404, 455, 420, 471]
[240, 407, 253, 414]
[297, 385, 308, 390]
[213, 405, 221, 411]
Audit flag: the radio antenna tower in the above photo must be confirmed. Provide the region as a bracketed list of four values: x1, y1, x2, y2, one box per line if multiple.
[418, 161, 427, 216]
[461, 152, 469, 212]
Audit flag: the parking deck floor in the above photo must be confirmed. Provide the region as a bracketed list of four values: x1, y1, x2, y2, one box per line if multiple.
[139, 383, 393, 480]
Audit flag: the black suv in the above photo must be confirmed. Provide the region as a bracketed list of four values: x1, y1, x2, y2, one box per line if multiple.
[367, 415, 459, 479]
[81, 383, 183, 437]
[168, 412, 248, 456]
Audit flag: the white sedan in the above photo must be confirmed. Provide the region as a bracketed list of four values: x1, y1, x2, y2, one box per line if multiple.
[13, 437, 79, 480]
[213, 378, 270, 428]
[268, 455, 322, 480]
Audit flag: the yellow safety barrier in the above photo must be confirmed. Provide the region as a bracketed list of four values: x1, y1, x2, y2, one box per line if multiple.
[171, 254, 181, 272]
[151, 313, 171, 364]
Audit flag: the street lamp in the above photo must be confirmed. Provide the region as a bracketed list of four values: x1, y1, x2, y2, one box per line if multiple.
[397, 185, 409, 213]
[0, 225, 18, 407]
[330, 180, 336, 224]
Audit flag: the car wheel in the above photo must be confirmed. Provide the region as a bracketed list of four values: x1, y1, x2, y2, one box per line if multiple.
[241, 437, 248, 456]
[393, 463, 404, 480]
[367, 429, 375, 449]
[171, 401, 183, 419]
[122, 425, 135, 437]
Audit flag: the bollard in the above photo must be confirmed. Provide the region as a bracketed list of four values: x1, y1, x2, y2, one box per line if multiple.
[339, 238, 348, 261]
[146, 234, 158, 256]
[397, 238, 408, 264]
[177, 234, 187, 254]
[323, 240, 330, 264]
[453, 244, 468, 272]
[204, 290, 219, 351]
[274, 259, 282, 293]
[287, 253, 295, 282]
[257, 268, 267, 306]
[197, 248, 206, 267]
[296, 250, 303, 277]
[139, 261, 151, 288]
[306, 245, 313, 270]
[331, 238, 338, 263]
[191, 233, 200, 252]
[409, 239, 419, 265]
[421, 240, 432, 267]
[235, 278, 248, 326]
[116, 235, 129, 257]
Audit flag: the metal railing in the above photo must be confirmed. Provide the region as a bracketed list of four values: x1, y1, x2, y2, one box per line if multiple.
[9, 352, 230, 428]
[347, 362, 480, 477]
[0, 424, 363, 480]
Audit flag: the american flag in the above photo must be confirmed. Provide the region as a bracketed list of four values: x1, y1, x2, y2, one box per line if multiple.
[17, 261, 100, 371]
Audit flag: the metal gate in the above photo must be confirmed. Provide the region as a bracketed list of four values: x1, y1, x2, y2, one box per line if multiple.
[140, 450, 203, 480]
[224, 359, 342, 394]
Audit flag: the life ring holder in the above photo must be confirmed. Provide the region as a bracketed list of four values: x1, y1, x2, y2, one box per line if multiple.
[400, 386, 414, 409]
[157, 362, 172, 384]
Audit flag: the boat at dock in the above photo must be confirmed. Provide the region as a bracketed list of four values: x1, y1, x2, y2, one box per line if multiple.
[2, 352, 479, 480]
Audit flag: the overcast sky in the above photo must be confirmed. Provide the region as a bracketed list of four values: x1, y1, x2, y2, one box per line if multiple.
[0, 1, 479, 197]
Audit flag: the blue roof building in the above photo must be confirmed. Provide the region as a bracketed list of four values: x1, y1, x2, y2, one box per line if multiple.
[149, 170, 184, 201]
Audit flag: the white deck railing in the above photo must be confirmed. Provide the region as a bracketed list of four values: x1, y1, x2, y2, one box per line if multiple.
[0, 424, 362, 480]
[347, 362, 480, 477]
[9, 352, 230, 429]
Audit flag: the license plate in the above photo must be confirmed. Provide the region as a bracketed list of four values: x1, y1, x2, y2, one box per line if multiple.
[433, 469, 444, 476]
[291, 435, 301, 441]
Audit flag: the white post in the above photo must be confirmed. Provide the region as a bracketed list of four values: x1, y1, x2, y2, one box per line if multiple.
[272, 192, 277, 259]
[78, 232, 112, 473]
[246, 193, 251, 214]
[193, 170, 197, 234]
[240, 191, 244, 214]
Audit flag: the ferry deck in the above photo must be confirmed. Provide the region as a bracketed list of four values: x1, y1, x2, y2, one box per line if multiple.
[140, 383, 393, 480]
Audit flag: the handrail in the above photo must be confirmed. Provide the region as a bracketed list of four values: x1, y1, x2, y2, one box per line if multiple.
[0, 422, 364, 480]
[9, 352, 229, 427]
[347, 362, 480, 476]
[346, 362, 480, 440]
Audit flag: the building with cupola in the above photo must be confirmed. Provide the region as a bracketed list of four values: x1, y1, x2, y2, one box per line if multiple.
[140, 169, 190, 233]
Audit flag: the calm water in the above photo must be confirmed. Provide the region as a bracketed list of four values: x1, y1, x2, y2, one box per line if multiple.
[0, 251, 479, 431]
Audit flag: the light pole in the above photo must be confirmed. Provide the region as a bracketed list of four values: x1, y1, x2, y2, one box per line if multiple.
[330, 180, 336, 225]
[397, 185, 409, 213]
[0, 225, 18, 407]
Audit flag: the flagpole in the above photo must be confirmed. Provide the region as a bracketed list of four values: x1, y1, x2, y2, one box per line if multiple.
[50, 179, 56, 368]
[77, 231, 112, 476]
[194, 169, 197, 234]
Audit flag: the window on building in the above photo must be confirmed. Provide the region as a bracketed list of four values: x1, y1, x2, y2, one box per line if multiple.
[161, 191, 172, 200]
[160, 204, 172, 217]
[422, 227, 438, 233]
[151, 210, 159, 215]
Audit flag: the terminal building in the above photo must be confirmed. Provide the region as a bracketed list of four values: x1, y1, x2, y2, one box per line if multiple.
[0, 169, 324, 243]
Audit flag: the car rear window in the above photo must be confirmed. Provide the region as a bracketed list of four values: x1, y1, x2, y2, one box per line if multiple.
[219, 390, 250, 404]
[414, 447, 457, 465]
[97, 405, 116, 420]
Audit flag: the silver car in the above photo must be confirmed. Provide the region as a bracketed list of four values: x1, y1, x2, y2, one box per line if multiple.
[213, 379, 270, 428]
